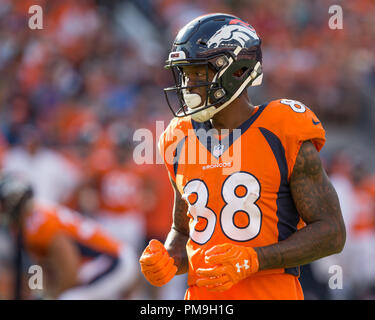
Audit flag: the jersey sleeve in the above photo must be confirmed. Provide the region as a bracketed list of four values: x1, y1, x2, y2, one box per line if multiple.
[271, 99, 326, 181]
[24, 208, 60, 253]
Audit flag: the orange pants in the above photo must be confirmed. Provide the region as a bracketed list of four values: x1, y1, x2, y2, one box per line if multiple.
[185, 273, 304, 300]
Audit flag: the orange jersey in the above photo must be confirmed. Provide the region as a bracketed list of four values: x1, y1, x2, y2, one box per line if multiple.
[159, 99, 326, 300]
[24, 202, 121, 261]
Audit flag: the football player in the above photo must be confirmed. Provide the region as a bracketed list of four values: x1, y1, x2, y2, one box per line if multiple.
[0, 173, 138, 300]
[139, 13, 346, 300]
[94, 124, 149, 253]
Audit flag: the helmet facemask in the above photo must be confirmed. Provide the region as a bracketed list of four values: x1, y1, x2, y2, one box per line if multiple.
[164, 55, 227, 120]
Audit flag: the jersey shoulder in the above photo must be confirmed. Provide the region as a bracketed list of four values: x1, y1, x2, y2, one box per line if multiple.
[159, 116, 191, 150]
[263, 99, 321, 124]
[158, 117, 192, 180]
[259, 98, 326, 151]
[24, 202, 60, 252]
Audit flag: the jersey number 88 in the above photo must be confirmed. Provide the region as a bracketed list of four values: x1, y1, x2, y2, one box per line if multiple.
[183, 171, 262, 244]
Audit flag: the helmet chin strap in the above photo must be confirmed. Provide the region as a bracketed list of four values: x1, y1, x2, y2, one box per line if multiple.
[190, 106, 217, 122]
[189, 61, 262, 123]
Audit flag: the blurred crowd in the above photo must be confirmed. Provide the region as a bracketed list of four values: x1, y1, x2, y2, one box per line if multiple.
[0, 0, 374, 299]
[301, 150, 375, 300]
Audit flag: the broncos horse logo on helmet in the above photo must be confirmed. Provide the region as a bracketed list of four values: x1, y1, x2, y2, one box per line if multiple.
[206, 24, 259, 49]
[164, 13, 263, 122]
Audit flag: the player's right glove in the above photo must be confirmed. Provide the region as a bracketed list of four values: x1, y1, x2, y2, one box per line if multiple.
[139, 239, 177, 287]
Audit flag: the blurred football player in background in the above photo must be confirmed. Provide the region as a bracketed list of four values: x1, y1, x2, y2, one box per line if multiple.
[0, 173, 138, 300]
[93, 123, 151, 253]
[2, 125, 81, 204]
[140, 13, 346, 300]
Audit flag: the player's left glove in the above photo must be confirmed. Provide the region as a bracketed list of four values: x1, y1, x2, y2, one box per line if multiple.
[196, 243, 259, 292]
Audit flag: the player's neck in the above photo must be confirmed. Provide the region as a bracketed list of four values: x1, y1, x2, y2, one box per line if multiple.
[210, 95, 255, 132]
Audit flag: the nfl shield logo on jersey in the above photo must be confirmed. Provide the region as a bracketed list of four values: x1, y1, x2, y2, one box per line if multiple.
[213, 144, 224, 157]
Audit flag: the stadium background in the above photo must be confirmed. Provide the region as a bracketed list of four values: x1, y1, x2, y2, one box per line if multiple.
[0, 0, 374, 300]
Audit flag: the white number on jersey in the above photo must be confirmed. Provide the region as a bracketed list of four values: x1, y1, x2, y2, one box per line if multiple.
[221, 172, 262, 241]
[183, 171, 262, 243]
[183, 179, 217, 245]
[280, 99, 308, 113]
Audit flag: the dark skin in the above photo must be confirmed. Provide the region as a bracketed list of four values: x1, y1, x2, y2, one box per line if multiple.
[164, 176, 190, 274]
[255, 140, 346, 270]
[164, 64, 346, 275]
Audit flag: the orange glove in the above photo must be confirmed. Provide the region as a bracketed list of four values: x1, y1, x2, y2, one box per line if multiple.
[196, 243, 259, 292]
[139, 239, 177, 287]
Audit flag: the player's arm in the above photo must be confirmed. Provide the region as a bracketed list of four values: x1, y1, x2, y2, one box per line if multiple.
[254, 140, 346, 270]
[139, 173, 189, 286]
[45, 234, 80, 298]
[164, 174, 190, 275]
